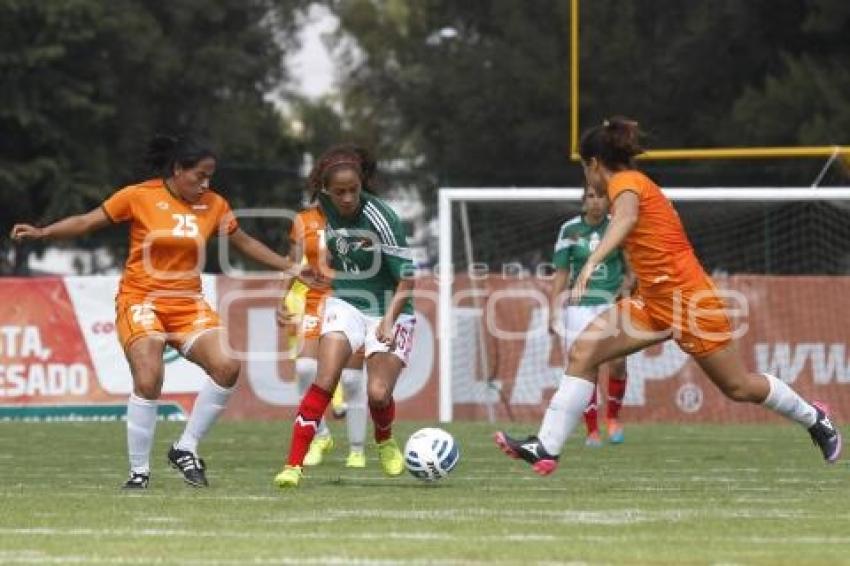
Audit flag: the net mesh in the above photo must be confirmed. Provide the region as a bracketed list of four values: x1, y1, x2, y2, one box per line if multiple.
[446, 191, 850, 424]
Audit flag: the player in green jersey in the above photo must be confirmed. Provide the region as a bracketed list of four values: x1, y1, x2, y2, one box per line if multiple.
[549, 184, 632, 446]
[275, 144, 415, 488]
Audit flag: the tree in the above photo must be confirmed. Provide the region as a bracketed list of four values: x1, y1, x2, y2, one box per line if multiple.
[0, 0, 309, 274]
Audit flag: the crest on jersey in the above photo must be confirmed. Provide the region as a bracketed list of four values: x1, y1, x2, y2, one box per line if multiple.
[156, 201, 169, 210]
[336, 238, 350, 255]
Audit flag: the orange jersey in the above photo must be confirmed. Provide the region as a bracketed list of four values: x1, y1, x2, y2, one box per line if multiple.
[288, 206, 330, 308]
[608, 171, 705, 293]
[102, 178, 238, 298]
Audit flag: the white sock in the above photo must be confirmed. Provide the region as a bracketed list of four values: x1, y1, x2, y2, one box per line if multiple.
[538, 374, 596, 456]
[341, 368, 367, 451]
[760, 373, 817, 428]
[175, 378, 234, 455]
[127, 394, 158, 473]
[295, 357, 329, 437]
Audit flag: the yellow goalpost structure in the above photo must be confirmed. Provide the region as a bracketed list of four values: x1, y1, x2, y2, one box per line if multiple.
[569, 0, 850, 162]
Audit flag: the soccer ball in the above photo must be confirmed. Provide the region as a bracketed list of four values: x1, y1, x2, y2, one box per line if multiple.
[403, 427, 460, 481]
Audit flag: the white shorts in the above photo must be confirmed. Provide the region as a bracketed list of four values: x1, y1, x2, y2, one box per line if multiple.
[562, 304, 613, 354]
[321, 297, 416, 365]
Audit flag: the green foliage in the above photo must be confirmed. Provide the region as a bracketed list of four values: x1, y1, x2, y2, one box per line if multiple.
[321, 0, 850, 192]
[0, 0, 309, 274]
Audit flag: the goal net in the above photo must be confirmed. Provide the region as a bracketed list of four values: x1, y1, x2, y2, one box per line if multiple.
[437, 187, 850, 424]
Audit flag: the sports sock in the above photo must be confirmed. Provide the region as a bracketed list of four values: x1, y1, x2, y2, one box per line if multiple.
[370, 398, 395, 443]
[538, 374, 596, 456]
[607, 376, 627, 420]
[341, 368, 367, 451]
[127, 393, 158, 473]
[583, 386, 599, 435]
[760, 373, 817, 427]
[175, 377, 234, 455]
[288, 384, 332, 466]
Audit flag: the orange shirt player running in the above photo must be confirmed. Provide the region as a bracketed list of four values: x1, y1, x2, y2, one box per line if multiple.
[283, 206, 329, 342]
[103, 178, 238, 352]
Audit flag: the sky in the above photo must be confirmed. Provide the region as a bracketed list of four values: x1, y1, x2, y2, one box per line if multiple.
[286, 4, 338, 99]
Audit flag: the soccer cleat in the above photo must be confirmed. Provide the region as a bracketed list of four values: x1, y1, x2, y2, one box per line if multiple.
[808, 402, 842, 463]
[607, 419, 625, 444]
[585, 431, 603, 447]
[122, 471, 150, 489]
[274, 465, 303, 488]
[167, 446, 209, 487]
[494, 431, 559, 476]
[345, 450, 366, 468]
[304, 434, 334, 466]
[331, 384, 347, 419]
[377, 438, 404, 476]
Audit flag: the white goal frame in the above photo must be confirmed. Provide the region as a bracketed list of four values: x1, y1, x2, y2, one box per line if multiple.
[437, 186, 850, 422]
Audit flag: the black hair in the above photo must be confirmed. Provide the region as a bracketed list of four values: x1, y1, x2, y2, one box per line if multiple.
[145, 134, 216, 178]
[578, 117, 644, 170]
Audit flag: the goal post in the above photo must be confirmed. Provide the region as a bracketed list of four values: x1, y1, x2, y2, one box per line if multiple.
[438, 186, 850, 423]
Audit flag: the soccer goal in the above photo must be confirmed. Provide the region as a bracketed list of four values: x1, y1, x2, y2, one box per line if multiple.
[437, 186, 850, 424]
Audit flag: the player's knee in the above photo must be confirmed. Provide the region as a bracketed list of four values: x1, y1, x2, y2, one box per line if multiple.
[134, 380, 161, 400]
[367, 380, 392, 406]
[566, 341, 598, 378]
[208, 358, 240, 388]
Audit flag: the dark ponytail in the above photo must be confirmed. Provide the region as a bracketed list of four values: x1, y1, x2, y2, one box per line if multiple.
[144, 134, 216, 177]
[579, 117, 643, 169]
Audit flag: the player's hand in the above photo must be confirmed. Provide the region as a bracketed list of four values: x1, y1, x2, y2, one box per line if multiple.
[548, 313, 564, 336]
[10, 224, 45, 242]
[570, 262, 595, 305]
[295, 265, 331, 290]
[375, 317, 396, 346]
[276, 303, 299, 327]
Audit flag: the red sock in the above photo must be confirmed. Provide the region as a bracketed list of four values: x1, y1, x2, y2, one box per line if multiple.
[607, 376, 627, 420]
[584, 386, 598, 435]
[287, 384, 332, 466]
[370, 398, 395, 443]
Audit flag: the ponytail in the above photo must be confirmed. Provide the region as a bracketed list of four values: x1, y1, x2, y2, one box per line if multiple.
[579, 116, 644, 169]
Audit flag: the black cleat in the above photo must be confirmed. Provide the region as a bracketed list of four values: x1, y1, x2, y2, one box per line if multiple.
[494, 431, 559, 476]
[808, 402, 842, 464]
[168, 446, 209, 487]
[122, 471, 150, 489]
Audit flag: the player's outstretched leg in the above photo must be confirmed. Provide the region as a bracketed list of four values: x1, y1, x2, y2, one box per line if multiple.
[493, 431, 559, 475]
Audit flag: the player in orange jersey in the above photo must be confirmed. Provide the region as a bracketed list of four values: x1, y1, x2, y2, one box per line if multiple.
[11, 134, 305, 489]
[496, 118, 841, 475]
[277, 205, 368, 468]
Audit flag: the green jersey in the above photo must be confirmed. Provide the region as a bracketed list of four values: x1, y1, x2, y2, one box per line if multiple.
[552, 215, 625, 306]
[318, 192, 414, 316]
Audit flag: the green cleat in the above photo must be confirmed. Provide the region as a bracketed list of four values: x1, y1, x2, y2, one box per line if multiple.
[377, 438, 404, 476]
[274, 465, 303, 489]
[345, 450, 366, 468]
[304, 434, 334, 467]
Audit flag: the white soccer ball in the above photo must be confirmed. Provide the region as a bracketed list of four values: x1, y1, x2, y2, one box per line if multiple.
[403, 427, 460, 482]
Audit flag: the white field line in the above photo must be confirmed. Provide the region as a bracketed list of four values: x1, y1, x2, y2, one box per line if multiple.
[0, 551, 511, 566]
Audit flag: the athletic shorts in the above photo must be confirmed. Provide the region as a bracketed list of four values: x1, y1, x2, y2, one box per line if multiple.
[321, 297, 415, 365]
[562, 304, 613, 354]
[617, 279, 732, 358]
[115, 294, 222, 354]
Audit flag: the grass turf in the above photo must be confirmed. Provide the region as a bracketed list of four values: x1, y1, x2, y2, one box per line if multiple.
[0, 420, 848, 565]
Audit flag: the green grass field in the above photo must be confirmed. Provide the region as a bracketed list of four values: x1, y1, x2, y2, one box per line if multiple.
[1, 420, 848, 565]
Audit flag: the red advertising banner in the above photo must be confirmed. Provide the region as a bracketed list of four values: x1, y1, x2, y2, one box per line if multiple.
[1, 275, 848, 424]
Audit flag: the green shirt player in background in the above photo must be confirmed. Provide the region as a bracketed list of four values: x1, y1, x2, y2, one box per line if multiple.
[549, 184, 632, 446]
[275, 144, 415, 489]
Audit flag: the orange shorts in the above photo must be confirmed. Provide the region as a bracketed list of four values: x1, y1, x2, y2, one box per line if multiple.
[116, 294, 223, 353]
[617, 279, 732, 358]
